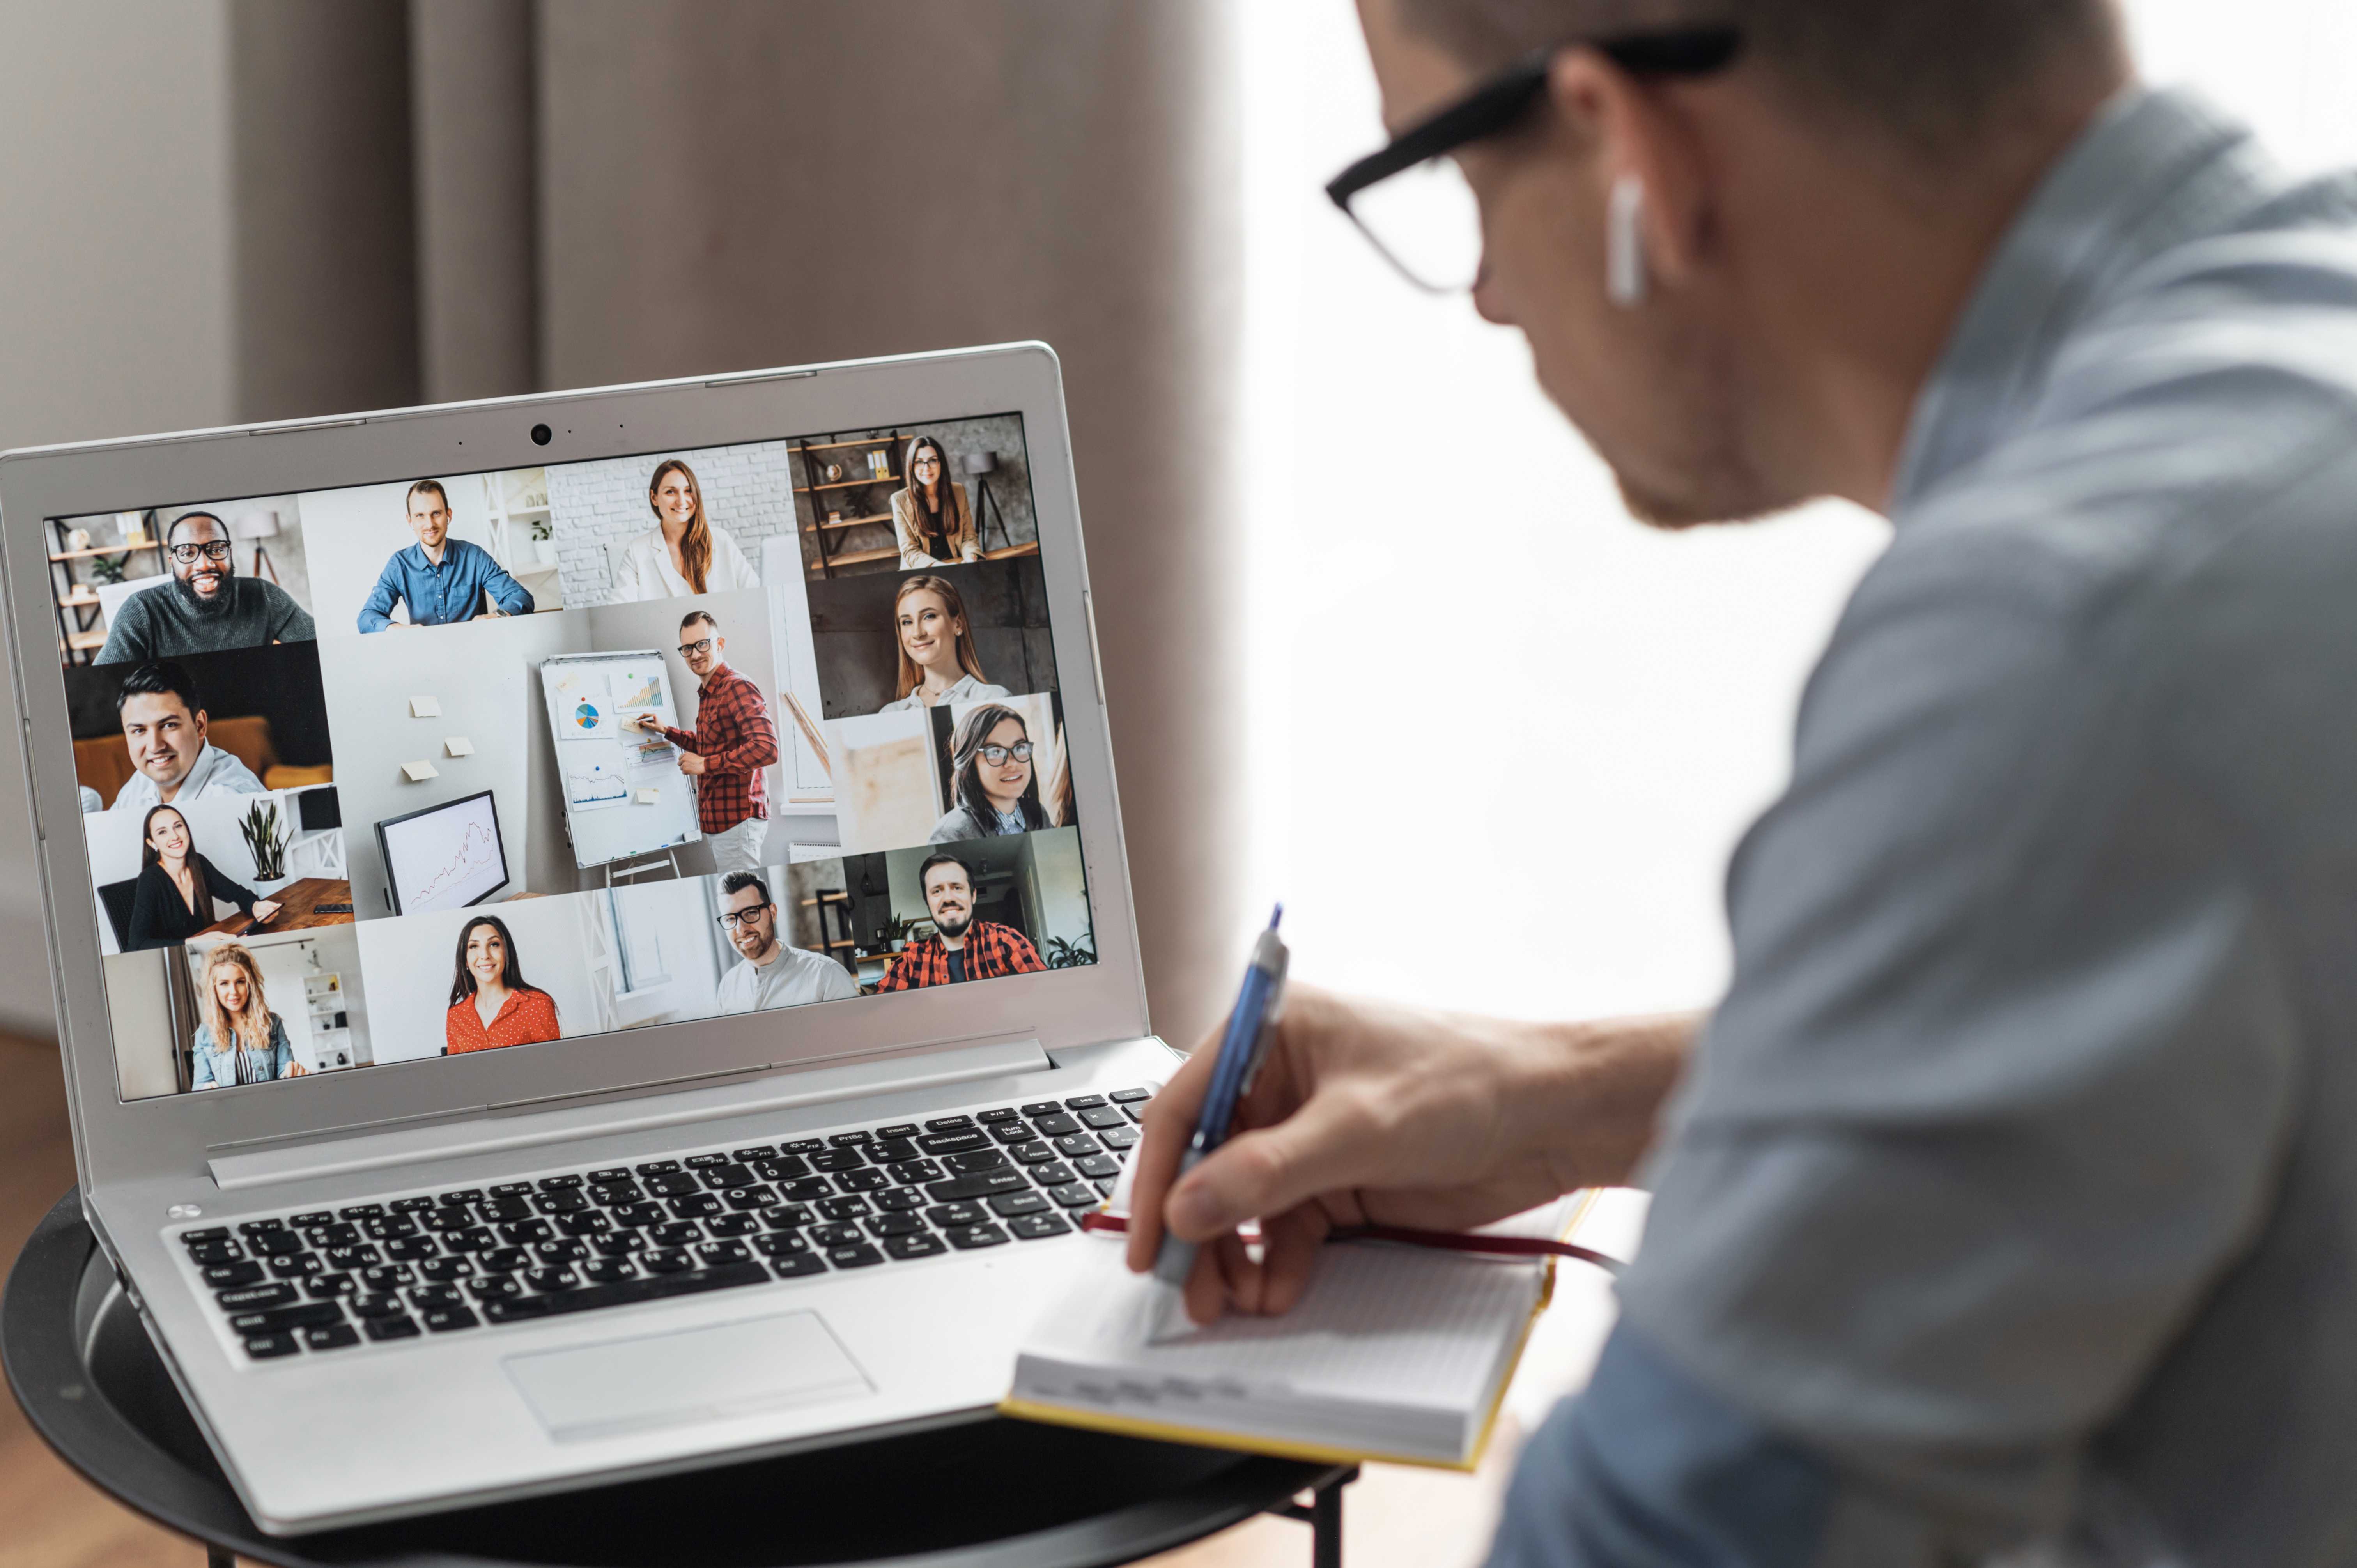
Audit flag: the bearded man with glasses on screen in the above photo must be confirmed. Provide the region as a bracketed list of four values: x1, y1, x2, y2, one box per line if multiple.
[94, 511, 315, 664]
[1127, 2, 2357, 1565]
[713, 871, 857, 1014]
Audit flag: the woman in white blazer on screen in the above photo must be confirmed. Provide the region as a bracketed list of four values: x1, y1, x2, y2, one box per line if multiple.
[607, 457, 763, 602]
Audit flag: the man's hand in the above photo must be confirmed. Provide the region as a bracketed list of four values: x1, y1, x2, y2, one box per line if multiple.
[677, 751, 707, 777]
[632, 713, 664, 733]
[1124, 985, 1695, 1328]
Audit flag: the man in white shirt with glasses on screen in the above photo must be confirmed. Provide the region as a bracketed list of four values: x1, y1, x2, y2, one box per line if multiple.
[1129, 2, 2357, 1564]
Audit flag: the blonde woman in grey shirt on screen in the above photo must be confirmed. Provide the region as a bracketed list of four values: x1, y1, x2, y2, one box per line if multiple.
[878, 574, 1008, 713]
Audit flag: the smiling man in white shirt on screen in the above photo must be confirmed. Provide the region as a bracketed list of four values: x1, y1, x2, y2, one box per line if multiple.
[713, 870, 857, 1014]
[1125, 1, 2357, 1564]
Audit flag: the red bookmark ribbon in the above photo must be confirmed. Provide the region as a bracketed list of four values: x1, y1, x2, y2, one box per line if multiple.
[1078, 1210, 1620, 1276]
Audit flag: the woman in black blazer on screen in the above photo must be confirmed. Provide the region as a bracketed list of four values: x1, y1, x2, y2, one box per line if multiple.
[125, 804, 280, 952]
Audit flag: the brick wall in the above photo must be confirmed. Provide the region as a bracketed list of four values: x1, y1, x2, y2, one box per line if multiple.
[547, 439, 802, 605]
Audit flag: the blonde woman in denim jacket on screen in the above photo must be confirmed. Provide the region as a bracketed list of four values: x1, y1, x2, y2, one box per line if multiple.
[189, 943, 305, 1090]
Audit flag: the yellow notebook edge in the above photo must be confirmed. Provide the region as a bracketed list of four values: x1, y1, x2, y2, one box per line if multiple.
[999, 1188, 1612, 1473]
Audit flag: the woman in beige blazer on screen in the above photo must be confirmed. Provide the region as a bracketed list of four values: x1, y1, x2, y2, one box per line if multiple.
[892, 436, 982, 568]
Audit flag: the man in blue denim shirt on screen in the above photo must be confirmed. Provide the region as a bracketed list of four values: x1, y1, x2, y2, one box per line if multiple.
[1128, 1, 2357, 1563]
[356, 478, 534, 631]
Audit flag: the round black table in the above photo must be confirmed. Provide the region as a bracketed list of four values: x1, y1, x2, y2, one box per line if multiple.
[5, 1191, 1355, 1568]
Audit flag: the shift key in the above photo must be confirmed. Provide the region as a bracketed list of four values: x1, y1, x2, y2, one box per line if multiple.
[925, 1169, 1028, 1202]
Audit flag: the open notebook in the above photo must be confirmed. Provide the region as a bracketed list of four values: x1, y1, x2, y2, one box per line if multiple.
[1001, 1192, 1601, 1469]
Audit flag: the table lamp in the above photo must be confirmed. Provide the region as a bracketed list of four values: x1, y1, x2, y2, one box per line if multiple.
[960, 451, 1007, 553]
[233, 510, 282, 582]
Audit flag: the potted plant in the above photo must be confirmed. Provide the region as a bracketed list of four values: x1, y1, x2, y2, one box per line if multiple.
[1043, 935, 1098, 970]
[238, 799, 287, 883]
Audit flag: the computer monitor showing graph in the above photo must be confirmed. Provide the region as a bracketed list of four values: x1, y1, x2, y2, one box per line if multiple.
[376, 789, 510, 916]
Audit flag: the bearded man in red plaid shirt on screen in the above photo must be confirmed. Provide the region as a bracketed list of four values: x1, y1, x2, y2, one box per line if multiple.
[631, 609, 778, 876]
[876, 852, 1046, 990]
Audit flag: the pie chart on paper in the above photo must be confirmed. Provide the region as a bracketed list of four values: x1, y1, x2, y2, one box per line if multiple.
[574, 701, 602, 732]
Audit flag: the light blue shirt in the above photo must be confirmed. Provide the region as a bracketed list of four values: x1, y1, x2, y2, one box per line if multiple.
[357, 538, 533, 631]
[1493, 89, 2357, 1568]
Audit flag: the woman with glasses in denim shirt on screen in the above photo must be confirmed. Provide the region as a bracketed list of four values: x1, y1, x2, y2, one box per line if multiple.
[930, 704, 1055, 842]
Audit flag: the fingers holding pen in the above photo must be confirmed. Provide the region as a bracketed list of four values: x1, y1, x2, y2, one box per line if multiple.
[1123, 1032, 1221, 1273]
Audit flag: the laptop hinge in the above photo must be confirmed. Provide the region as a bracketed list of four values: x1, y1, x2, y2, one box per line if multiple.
[206, 1035, 1051, 1193]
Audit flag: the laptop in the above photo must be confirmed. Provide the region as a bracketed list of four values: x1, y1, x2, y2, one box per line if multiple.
[0, 343, 1174, 1534]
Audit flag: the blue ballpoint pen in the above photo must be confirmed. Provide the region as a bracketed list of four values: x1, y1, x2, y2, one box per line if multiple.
[1146, 905, 1289, 1343]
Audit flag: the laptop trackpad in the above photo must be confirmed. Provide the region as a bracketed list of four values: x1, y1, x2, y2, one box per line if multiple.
[504, 1311, 873, 1442]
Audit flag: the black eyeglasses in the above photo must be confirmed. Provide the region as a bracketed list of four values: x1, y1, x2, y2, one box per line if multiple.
[974, 741, 1034, 767]
[1325, 27, 1743, 294]
[678, 638, 715, 658]
[716, 901, 772, 931]
[168, 539, 236, 566]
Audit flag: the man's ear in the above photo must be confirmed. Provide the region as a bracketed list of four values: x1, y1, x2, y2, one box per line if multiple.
[191, 709, 209, 743]
[1546, 48, 1712, 290]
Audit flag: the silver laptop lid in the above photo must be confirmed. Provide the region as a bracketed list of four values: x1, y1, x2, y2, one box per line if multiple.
[0, 343, 1147, 1195]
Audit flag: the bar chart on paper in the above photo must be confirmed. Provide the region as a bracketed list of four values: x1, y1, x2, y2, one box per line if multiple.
[540, 652, 701, 869]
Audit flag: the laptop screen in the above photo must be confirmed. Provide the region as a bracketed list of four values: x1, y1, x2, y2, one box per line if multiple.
[46, 417, 1096, 1100]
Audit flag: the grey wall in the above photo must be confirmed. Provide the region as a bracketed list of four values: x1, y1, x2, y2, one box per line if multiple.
[808, 558, 1056, 719]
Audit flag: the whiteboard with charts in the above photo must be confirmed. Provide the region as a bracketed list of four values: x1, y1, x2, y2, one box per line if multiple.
[538, 651, 701, 869]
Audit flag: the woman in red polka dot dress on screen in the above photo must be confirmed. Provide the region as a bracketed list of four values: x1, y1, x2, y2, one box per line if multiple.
[442, 914, 561, 1054]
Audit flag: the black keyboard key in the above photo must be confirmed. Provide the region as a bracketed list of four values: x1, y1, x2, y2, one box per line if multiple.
[324, 1244, 379, 1270]
[1030, 1112, 1082, 1137]
[537, 1172, 585, 1189]
[310, 1221, 362, 1247]
[302, 1324, 361, 1352]
[943, 1150, 1009, 1174]
[760, 1203, 815, 1230]
[498, 1219, 554, 1246]
[366, 1217, 418, 1241]
[484, 1297, 551, 1323]
[420, 1207, 472, 1232]
[408, 1283, 464, 1309]
[699, 1163, 758, 1190]
[754, 1157, 813, 1184]
[481, 1248, 529, 1273]
[202, 1262, 264, 1288]
[634, 1159, 682, 1175]
[365, 1316, 422, 1342]
[391, 1196, 437, 1213]
[977, 1107, 1020, 1124]
[593, 1232, 648, 1257]
[239, 1219, 293, 1238]
[1048, 1182, 1101, 1210]
[243, 1331, 301, 1360]
[770, 1253, 827, 1279]
[1019, 1101, 1063, 1117]
[522, 1268, 577, 1293]
[778, 1177, 834, 1203]
[809, 1223, 864, 1248]
[1063, 1094, 1109, 1110]
[643, 1172, 700, 1198]
[876, 1123, 921, 1140]
[864, 1212, 926, 1239]
[1076, 1154, 1122, 1180]
[1028, 1162, 1078, 1188]
[1100, 1126, 1140, 1150]
[753, 1231, 812, 1258]
[926, 1170, 1028, 1202]
[828, 1130, 874, 1147]
[1126, 1105, 1147, 1124]
[668, 1194, 723, 1219]
[417, 1257, 473, 1283]
[1110, 1087, 1153, 1103]
[885, 1232, 949, 1260]
[440, 1188, 485, 1205]
[180, 1226, 231, 1244]
[927, 1202, 988, 1228]
[491, 1262, 770, 1320]
[816, 1196, 871, 1221]
[588, 1182, 641, 1206]
[650, 1221, 704, 1247]
[784, 1138, 825, 1154]
[925, 1114, 978, 1132]
[1009, 1141, 1059, 1165]
[919, 1130, 986, 1155]
[581, 1258, 637, 1285]
[423, 1306, 481, 1333]
[685, 1152, 730, 1168]
[382, 1237, 438, 1263]
[886, 1159, 944, 1185]
[694, 1241, 750, 1267]
[492, 1182, 536, 1196]
[827, 1244, 885, 1269]
[641, 1248, 694, 1274]
[944, 1224, 1010, 1251]
[531, 1239, 591, 1264]
[834, 1169, 889, 1194]
[338, 1203, 386, 1219]
[874, 1187, 925, 1212]
[480, 1195, 533, 1223]
[721, 1187, 775, 1212]
[533, 1189, 589, 1216]
[988, 1191, 1050, 1218]
[612, 1202, 666, 1229]
[1078, 1106, 1127, 1130]
[304, 1273, 360, 1299]
[1054, 1133, 1104, 1157]
[707, 1213, 760, 1238]
[228, 1301, 345, 1334]
[868, 1139, 921, 1164]
[468, 1274, 525, 1300]
[185, 1240, 241, 1265]
[358, 1265, 412, 1292]
[269, 1252, 327, 1279]
[1007, 1212, 1072, 1241]
[730, 1145, 778, 1162]
[810, 1149, 866, 1173]
[556, 1212, 611, 1238]
[352, 1292, 407, 1318]
[989, 1122, 1037, 1145]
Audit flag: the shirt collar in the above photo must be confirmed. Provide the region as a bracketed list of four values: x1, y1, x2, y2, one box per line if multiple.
[1890, 87, 2279, 515]
[699, 661, 735, 690]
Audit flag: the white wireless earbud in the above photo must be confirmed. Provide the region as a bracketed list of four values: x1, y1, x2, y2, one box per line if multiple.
[1608, 173, 1649, 308]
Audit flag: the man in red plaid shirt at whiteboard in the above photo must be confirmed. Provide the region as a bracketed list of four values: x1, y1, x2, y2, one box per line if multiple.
[875, 852, 1046, 991]
[632, 609, 777, 876]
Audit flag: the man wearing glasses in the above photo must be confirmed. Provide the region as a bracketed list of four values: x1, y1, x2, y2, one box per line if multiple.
[94, 511, 315, 664]
[713, 871, 857, 1014]
[632, 610, 779, 876]
[1132, 2, 2357, 1564]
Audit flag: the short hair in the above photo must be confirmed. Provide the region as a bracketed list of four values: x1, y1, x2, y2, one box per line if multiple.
[680, 609, 719, 635]
[163, 510, 227, 546]
[116, 660, 202, 719]
[918, 852, 974, 892]
[405, 478, 450, 514]
[1394, 0, 2123, 160]
[721, 870, 771, 904]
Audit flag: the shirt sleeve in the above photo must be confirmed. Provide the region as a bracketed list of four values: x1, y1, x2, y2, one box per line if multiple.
[475, 548, 535, 616]
[700, 684, 779, 775]
[93, 596, 150, 665]
[1613, 544, 2300, 1551]
[357, 557, 404, 633]
[815, 962, 859, 1002]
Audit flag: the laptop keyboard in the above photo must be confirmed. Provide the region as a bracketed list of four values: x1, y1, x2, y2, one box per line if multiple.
[173, 1089, 1152, 1361]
